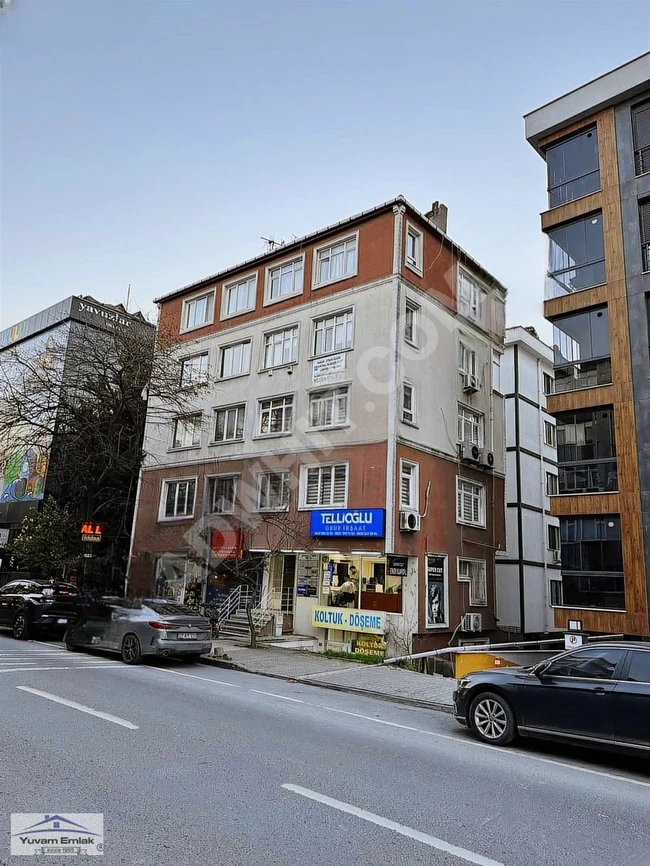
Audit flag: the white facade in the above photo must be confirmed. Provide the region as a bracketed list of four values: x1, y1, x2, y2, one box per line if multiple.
[496, 326, 560, 635]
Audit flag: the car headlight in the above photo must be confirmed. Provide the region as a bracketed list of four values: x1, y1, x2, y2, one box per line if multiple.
[456, 678, 471, 691]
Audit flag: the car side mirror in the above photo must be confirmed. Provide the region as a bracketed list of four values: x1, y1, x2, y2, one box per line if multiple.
[534, 662, 550, 679]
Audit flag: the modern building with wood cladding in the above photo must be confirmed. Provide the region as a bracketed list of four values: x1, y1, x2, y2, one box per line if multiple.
[525, 52, 650, 637]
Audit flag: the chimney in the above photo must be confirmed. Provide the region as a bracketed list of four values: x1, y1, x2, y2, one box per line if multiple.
[425, 201, 448, 234]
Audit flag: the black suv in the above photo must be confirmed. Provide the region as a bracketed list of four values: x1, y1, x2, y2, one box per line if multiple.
[0, 579, 79, 640]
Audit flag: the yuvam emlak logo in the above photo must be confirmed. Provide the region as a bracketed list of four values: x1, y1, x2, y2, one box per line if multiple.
[11, 813, 104, 855]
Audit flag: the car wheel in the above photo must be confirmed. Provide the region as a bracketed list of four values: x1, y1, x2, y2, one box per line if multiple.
[12, 612, 29, 641]
[469, 691, 517, 746]
[120, 633, 142, 665]
[64, 631, 81, 652]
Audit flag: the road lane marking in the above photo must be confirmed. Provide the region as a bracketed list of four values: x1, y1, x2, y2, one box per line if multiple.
[156, 669, 244, 688]
[250, 689, 304, 703]
[282, 784, 507, 866]
[16, 687, 139, 729]
[0, 664, 123, 674]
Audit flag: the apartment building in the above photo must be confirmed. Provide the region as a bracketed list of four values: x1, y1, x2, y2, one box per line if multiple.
[128, 196, 507, 655]
[496, 326, 561, 637]
[525, 52, 650, 636]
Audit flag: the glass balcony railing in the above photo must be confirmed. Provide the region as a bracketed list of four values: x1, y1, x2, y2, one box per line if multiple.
[544, 261, 606, 299]
[552, 358, 612, 394]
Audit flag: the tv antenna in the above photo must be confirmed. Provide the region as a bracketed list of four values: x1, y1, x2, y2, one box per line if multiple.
[261, 236, 286, 253]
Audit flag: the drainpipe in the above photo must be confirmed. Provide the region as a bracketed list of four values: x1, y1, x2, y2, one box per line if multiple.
[124, 465, 144, 597]
[513, 344, 526, 638]
[538, 357, 550, 632]
[386, 204, 405, 555]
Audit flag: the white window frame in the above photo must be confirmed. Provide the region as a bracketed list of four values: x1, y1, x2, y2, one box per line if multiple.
[457, 557, 488, 606]
[258, 395, 294, 437]
[264, 254, 305, 305]
[404, 300, 420, 348]
[180, 353, 209, 389]
[219, 340, 252, 379]
[401, 382, 417, 425]
[308, 386, 349, 429]
[299, 463, 349, 509]
[159, 477, 197, 521]
[263, 325, 299, 369]
[312, 308, 354, 357]
[206, 474, 238, 515]
[212, 404, 246, 444]
[405, 222, 423, 276]
[548, 524, 561, 551]
[400, 460, 419, 510]
[458, 267, 487, 326]
[180, 290, 215, 334]
[492, 351, 502, 393]
[312, 231, 359, 289]
[221, 272, 257, 320]
[171, 414, 202, 449]
[457, 404, 484, 445]
[543, 372, 554, 396]
[456, 477, 486, 528]
[544, 420, 557, 447]
[546, 472, 559, 496]
[257, 471, 292, 511]
[459, 341, 477, 376]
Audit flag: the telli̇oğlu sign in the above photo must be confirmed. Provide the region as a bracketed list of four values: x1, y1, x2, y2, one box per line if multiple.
[312, 606, 386, 634]
[309, 508, 385, 538]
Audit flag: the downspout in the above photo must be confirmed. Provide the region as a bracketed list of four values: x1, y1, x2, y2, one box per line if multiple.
[513, 344, 526, 638]
[124, 465, 144, 596]
[538, 357, 550, 632]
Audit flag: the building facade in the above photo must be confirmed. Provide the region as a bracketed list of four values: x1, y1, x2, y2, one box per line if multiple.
[525, 52, 650, 636]
[128, 196, 507, 655]
[496, 326, 561, 637]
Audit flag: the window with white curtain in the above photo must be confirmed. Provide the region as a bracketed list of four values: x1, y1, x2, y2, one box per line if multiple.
[309, 387, 349, 428]
[400, 460, 419, 509]
[301, 464, 348, 507]
[457, 478, 485, 527]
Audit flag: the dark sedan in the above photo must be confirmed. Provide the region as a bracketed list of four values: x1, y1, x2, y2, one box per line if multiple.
[454, 641, 650, 754]
[0, 579, 79, 640]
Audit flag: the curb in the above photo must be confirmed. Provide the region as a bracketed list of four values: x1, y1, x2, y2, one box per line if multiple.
[199, 655, 454, 715]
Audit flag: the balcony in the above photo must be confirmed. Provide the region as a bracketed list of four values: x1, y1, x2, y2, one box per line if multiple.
[558, 461, 618, 494]
[553, 358, 612, 393]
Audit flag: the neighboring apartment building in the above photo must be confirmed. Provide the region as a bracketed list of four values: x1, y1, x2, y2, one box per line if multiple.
[128, 196, 507, 655]
[524, 52, 650, 637]
[496, 326, 561, 637]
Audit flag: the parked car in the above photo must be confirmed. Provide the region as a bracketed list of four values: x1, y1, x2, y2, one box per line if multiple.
[453, 641, 650, 754]
[0, 579, 80, 639]
[64, 597, 213, 664]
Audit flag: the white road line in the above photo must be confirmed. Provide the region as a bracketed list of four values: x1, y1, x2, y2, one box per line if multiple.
[0, 665, 121, 674]
[283, 784, 507, 866]
[16, 687, 139, 730]
[249, 689, 304, 703]
[156, 669, 244, 688]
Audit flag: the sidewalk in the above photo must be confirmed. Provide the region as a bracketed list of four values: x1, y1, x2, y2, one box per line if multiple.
[201, 639, 456, 713]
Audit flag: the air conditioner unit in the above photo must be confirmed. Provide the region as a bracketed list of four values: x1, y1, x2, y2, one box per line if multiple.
[479, 450, 495, 470]
[399, 510, 421, 532]
[461, 613, 483, 633]
[458, 441, 481, 463]
[462, 373, 480, 394]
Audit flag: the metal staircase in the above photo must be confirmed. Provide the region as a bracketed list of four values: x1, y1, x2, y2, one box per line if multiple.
[216, 585, 275, 641]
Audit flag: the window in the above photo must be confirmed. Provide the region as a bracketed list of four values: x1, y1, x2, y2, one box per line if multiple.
[556, 407, 617, 494]
[459, 341, 477, 376]
[543, 372, 554, 395]
[309, 387, 349, 428]
[404, 301, 420, 347]
[550, 578, 563, 606]
[546, 127, 600, 207]
[640, 199, 650, 272]
[405, 224, 423, 273]
[213, 404, 245, 443]
[552, 306, 611, 393]
[401, 383, 416, 424]
[220, 340, 251, 378]
[492, 352, 501, 392]
[313, 309, 354, 356]
[458, 558, 487, 606]
[548, 524, 561, 551]
[457, 478, 485, 527]
[258, 471, 291, 510]
[458, 269, 487, 325]
[162, 479, 196, 519]
[546, 213, 605, 297]
[181, 291, 214, 331]
[259, 396, 293, 435]
[626, 651, 650, 683]
[632, 99, 650, 175]
[266, 256, 304, 303]
[207, 476, 237, 514]
[545, 648, 625, 680]
[560, 515, 624, 610]
[457, 404, 484, 445]
[544, 421, 556, 447]
[400, 460, 419, 510]
[180, 353, 209, 388]
[302, 464, 348, 507]
[171, 415, 202, 449]
[263, 327, 298, 369]
[313, 235, 357, 287]
[223, 274, 257, 317]
[546, 472, 559, 496]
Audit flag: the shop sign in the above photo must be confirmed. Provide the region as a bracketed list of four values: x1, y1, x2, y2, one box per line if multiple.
[354, 634, 387, 658]
[80, 522, 102, 543]
[310, 508, 385, 538]
[211, 528, 243, 559]
[426, 554, 448, 628]
[312, 352, 346, 384]
[0, 529, 9, 547]
[297, 553, 319, 597]
[387, 554, 408, 577]
[312, 605, 386, 634]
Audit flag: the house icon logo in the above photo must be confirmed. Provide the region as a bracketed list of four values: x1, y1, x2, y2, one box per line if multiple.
[11, 812, 104, 855]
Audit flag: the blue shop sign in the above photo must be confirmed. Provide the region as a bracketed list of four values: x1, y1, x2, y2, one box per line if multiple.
[310, 508, 385, 538]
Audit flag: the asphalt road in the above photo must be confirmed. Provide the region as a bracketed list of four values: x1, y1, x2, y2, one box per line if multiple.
[1, 637, 649, 866]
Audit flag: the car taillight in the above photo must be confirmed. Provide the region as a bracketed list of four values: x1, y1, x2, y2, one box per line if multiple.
[148, 621, 179, 630]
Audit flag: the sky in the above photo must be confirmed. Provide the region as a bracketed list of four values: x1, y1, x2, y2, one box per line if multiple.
[1, 0, 649, 341]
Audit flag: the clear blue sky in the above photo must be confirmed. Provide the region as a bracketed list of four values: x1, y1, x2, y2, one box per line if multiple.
[1, 0, 648, 339]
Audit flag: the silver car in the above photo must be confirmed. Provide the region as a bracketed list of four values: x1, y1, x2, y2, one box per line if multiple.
[64, 597, 213, 664]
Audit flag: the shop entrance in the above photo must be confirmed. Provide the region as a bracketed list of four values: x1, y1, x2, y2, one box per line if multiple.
[281, 555, 296, 613]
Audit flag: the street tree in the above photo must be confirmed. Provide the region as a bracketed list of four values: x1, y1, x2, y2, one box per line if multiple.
[9, 496, 80, 578]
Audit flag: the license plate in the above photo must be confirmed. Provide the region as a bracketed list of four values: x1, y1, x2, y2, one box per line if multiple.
[57, 618, 68, 625]
[177, 632, 198, 640]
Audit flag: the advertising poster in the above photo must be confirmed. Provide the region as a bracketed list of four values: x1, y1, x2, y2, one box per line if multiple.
[426, 554, 448, 628]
